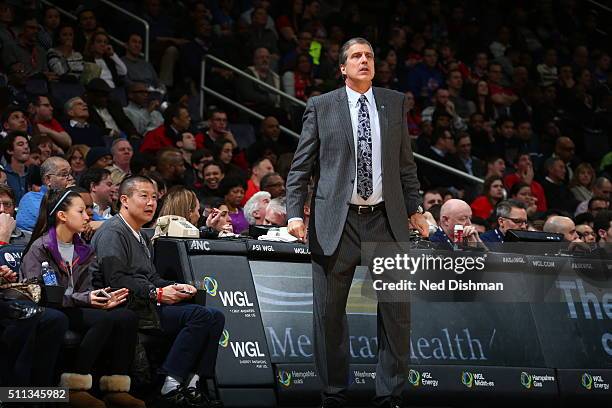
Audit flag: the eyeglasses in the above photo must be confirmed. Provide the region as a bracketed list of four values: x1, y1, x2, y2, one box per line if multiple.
[501, 217, 527, 225]
[0, 201, 14, 208]
[49, 172, 71, 179]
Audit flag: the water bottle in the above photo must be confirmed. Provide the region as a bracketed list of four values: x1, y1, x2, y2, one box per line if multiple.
[41, 261, 58, 286]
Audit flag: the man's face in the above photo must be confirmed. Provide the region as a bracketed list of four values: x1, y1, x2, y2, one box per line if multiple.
[489, 159, 506, 177]
[128, 83, 149, 106]
[0, 193, 15, 217]
[218, 142, 233, 164]
[253, 195, 271, 225]
[597, 221, 612, 243]
[127, 34, 142, 56]
[470, 114, 485, 131]
[498, 207, 528, 233]
[35, 97, 54, 122]
[593, 180, 612, 200]
[21, 19, 39, 44]
[169, 154, 186, 179]
[549, 160, 566, 182]
[264, 175, 285, 198]
[264, 205, 287, 226]
[91, 174, 113, 206]
[121, 181, 158, 226]
[488, 64, 503, 83]
[9, 136, 30, 163]
[254, 159, 274, 179]
[327, 44, 340, 61]
[423, 49, 437, 68]
[252, 8, 267, 26]
[435, 89, 450, 106]
[79, 10, 96, 30]
[179, 132, 197, 152]
[516, 154, 532, 172]
[261, 117, 280, 140]
[254, 48, 271, 70]
[456, 137, 471, 157]
[173, 108, 191, 131]
[209, 112, 228, 133]
[46, 160, 72, 189]
[498, 121, 515, 139]
[113, 140, 133, 166]
[423, 192, 443, 210]
[341, 42, 375, 88]
[447, 71, 462, 90]
[297, 32, 312, 52]
[44, 8, 60, 30]
[442, 206, 472, 236]
[516, 122, 532, 141]
[79, 192, 94, 219]
[4, 111, 27, 132]
[437, 130, 454, 152]
[38, 142, 52, 161]
[69, 98, 89, 120]
[556, 139, 575, 162]
[589, 199, 609, 216]
[560, 219, 579, 242]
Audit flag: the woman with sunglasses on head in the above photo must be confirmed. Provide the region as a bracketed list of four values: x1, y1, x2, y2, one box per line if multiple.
[20, 189, 144, 408]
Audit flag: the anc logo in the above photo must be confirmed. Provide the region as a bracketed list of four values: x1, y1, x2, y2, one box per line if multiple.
[408, 369, 421, 387]
[203, 277, 218, 296]
[581, 373, 593, 390]
[520, 372, 532, 389]
[219, 329, 229, 347]
[278, 370, 292, 387]
[461, 372, 474, 388]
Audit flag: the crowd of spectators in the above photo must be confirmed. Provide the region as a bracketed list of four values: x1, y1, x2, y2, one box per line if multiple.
[1, 0, 612, 406]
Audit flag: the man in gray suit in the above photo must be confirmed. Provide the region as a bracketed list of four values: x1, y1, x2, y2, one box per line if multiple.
[286, 38, 428, 408]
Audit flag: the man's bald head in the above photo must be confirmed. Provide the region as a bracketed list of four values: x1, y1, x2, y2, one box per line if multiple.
[554, 136, 575, 162]
[439, 199, 472, 237]
[543, 216, 578, 242]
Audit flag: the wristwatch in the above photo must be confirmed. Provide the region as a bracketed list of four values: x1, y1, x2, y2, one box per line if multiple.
[149, 287, 157, 302]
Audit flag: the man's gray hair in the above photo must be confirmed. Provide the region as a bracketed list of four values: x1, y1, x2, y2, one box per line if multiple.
[40, 156, 68, 179]
[339, 37, 374, 66]
[594, 176, 611, 189]
[64, 97, 83, 114]
[244, 191, 272, 225]
[495, 199, 527, 218]
[267, 196, 287, 217]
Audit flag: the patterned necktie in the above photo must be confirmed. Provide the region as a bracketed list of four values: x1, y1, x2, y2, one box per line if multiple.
[357, 94, 373, 200]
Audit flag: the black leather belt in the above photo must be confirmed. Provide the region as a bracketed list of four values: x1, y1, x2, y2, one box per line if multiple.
[348, 202, 385, 215]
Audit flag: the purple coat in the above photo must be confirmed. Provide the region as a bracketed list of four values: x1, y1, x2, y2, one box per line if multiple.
[20, 227, 96, 307]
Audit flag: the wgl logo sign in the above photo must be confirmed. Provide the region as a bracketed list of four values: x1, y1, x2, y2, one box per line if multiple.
[278, 370, 292, 387]
[461, 372, 474, 388]
[408, 369, 420, 387]
[520, 372, 532, 389]
[204, 277, 218, 296]
[219, 329, 229, 348]
[230, 340, 266, 358]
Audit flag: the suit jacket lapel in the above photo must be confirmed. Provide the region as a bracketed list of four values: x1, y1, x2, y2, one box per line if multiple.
[336, 88, 355, 155]
[373, 87, 389, 168]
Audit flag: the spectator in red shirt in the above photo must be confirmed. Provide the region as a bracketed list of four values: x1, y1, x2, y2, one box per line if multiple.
[241, 158, 274, 206]
[471, 175, 505, 219]
[504, 153, 547, 211]
[140, 104, 204, 155]
[29, 95, 71, 150]
[487, 62, 518, 109]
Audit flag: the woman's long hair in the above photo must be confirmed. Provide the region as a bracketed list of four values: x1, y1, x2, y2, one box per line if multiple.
[23, 189, 81, 257]
[158, 186, 199, 222]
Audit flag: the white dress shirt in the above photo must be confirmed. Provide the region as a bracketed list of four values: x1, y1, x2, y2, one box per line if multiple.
[345, 85, 383, 205]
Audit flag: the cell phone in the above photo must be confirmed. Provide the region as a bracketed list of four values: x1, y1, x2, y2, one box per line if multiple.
[97, 289, 112, 299]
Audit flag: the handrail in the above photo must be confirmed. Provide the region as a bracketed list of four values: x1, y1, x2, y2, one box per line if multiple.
[99, 0, 150, 61]
[201, 85, 483, 184]
[40, 0, 131, 56]
[202, 86, 301, 140]
[204, 54, 307, 107]
[587, 0, 612, 14]
[413, 154, 484, 184]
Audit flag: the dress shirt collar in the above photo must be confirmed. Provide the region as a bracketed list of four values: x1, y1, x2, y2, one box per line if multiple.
[69, 119, 88, 128]
[345, 85, 375, 109]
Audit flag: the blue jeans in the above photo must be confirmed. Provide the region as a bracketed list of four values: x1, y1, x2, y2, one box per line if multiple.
[157, 303, 225, 381]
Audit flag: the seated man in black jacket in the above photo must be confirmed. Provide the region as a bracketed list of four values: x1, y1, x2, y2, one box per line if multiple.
[91, 176, 225, 407]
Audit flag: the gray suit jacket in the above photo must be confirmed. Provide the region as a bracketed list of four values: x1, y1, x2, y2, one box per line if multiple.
[286, 86, 422, 256]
